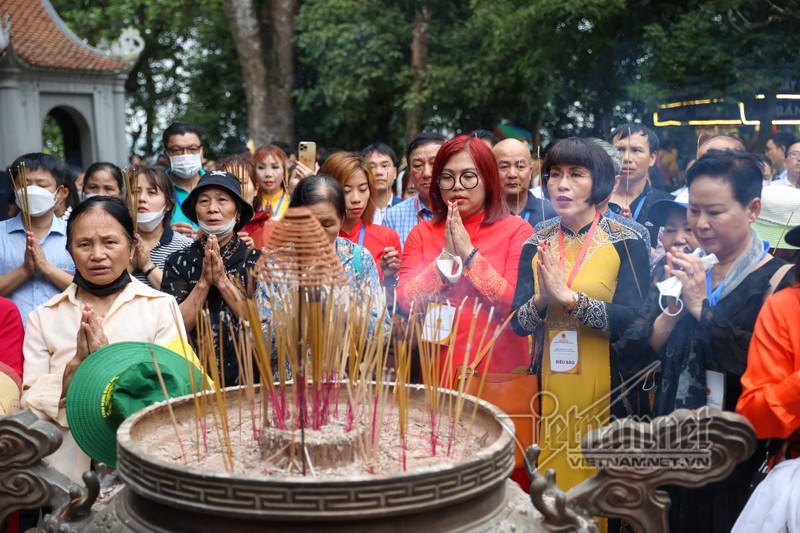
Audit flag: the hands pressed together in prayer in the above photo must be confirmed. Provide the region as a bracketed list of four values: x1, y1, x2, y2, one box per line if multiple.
[443, 202, 474, 262]
[130, 234, 152, 273]
[534, 239, 574, 309]
[63, 304, 109, 396]
[200, 234, 232, 290]
[24, 230, 54, 277]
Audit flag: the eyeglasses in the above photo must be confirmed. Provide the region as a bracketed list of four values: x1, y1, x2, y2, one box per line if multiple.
[166, 145, 203, 156]
[437, 171, 480, 190]
[787, 151, 800, 160]
[545, 170, 591, 183]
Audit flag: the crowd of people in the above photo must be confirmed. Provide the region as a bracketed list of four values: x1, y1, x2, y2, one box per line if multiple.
[1, 120, 800, 533]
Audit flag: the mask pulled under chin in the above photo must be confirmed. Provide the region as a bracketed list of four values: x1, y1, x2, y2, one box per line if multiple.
[137, 208, 166, 232]
[16, 185, 57, 217]
[73, 270, 131, 297]
[198, 217, 236, 238]
[169, 153, 202, 179]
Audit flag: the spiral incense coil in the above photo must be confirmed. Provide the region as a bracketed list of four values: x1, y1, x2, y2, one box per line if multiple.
[258, 207, 347, 288]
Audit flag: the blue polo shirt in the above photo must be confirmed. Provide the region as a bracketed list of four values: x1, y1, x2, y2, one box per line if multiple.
[0, 214, 75, 325]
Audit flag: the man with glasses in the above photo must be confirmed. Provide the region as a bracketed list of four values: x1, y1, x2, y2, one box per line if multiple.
[493, 138, 554, 228]
[776, 140, 800, 188]
[162, 122, 206, 237]
[765, 132, 796, 183]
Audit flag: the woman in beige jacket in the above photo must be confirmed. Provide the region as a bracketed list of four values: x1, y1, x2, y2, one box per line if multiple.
[22, 196, 186, 484]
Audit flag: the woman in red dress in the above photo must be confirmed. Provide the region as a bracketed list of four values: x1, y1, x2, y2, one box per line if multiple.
[397, 135, 534, 380]
[320, 152, 402, 285]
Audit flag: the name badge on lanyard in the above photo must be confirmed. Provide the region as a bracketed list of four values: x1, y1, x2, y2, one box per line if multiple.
[549, 329, 580, 373]
[546, 210, 601, 375]
[422, 303, 456, 345]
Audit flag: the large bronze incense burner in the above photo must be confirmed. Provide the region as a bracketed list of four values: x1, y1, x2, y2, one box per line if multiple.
[0, 209, 761, 532]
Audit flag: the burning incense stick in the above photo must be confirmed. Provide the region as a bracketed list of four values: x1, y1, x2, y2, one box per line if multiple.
[149, 346, 188, 465]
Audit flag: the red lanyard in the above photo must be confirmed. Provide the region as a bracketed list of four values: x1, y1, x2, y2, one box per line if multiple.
[558, 210, 601, 288]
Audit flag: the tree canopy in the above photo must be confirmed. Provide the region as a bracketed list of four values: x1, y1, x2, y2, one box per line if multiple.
[50, 0, 800, 157]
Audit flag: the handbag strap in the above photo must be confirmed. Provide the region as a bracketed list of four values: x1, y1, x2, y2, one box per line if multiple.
[464, 310, 517, 374]
[764, 263, 792, 302]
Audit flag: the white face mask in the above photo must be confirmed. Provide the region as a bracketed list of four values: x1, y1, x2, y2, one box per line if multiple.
[16, 185, 57, 217]
[656, 249, 719, 316]
[137, 208, 166, 233]
[436, 252, 463, 284]
[198, 217, 236, 238]
[169, 153, 203, 179]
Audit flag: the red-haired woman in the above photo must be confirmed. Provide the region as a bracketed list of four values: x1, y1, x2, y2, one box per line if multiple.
[320, 152, 402, 284]
[397, 135, 534, 379]
[252, 145, 290, 220]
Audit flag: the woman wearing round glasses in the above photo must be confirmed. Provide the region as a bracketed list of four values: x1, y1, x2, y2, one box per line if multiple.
[510, 137, 650, 493]
[397, 135, 534, 380]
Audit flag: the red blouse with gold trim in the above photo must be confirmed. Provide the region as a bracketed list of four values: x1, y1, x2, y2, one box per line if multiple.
[397, 212, 535, 377]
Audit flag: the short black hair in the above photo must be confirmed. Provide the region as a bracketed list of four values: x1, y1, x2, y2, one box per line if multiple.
[470, 129, 500, 147]
[542, 137, 616, 205]
[609, 122, 660, 153]
[289, 174, 346, 221]
[405, 132, 446, 163]
[769, 132, 797, 156]
[361, 143, 397, 166]
[9, 153, 67, 187]
[67, 196, 134, 250]
[162, 122, 204, 149]
[83, 162, 124, 194]
[686, 150, 762, 207]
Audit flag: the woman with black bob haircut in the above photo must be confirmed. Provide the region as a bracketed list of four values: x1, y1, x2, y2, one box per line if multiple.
[615, 150, 794, 533]
[510, 136, 650, 495]
[22, 196, 187, 483]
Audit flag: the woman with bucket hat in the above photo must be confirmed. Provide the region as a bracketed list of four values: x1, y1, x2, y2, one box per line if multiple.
[162, 170, 260, 387]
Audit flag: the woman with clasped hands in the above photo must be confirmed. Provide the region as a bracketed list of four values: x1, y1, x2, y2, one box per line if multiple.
[21, 196, 187, 484]
[162, 171, 260, 387]
[510, 137, 650, 493]
[397, 135, 534, 380]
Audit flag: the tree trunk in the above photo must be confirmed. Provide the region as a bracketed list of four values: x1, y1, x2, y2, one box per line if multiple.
[405, 1, 430, 142]
[220, 0, 270, 147]
[262, 0, 297, 144]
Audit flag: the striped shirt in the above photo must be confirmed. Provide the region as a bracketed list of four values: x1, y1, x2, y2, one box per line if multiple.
[133, 226, 193, 287]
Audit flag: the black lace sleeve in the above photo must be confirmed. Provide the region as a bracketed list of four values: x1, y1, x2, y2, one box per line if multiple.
[511, 239, 545, 336]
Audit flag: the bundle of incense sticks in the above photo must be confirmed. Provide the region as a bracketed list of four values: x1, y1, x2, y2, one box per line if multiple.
[9, 164, 31, 230]
[123, 167, 139, 234]
[161, 209, 519, 476]
[225, 163, 248, 190]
